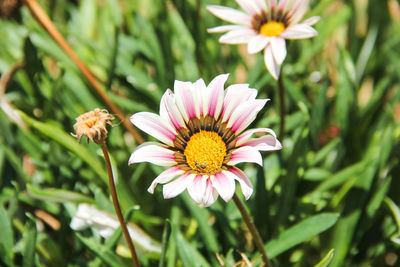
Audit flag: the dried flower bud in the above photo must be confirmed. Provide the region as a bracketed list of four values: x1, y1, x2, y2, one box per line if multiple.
[72, 109, 114, 144]
[0, 0, 21, 19]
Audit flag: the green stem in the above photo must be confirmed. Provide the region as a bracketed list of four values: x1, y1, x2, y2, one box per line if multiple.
[101, 141, 141, 267]
[278, 75, 285, 141]
[232, 193, 272, 267]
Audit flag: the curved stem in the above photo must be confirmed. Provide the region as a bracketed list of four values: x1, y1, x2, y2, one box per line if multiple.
[24, 0, 144, 144]
[278, 75, 285, 142]
[232, 193, 272, 267]
[101, 141, 141, 267]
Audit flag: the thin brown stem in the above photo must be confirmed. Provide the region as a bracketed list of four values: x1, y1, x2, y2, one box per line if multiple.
[23, 0, 144, 144]
[232, 193, 272, 267]
[101, 141, 141, 267]
[278, 75, 285, 142]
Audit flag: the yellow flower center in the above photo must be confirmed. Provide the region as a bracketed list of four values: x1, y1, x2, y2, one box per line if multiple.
[184, 131, 226, 174]
[259, 21, 285, 36]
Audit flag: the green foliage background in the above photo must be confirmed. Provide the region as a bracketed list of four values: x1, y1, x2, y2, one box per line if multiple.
[0, 0, 399, 266]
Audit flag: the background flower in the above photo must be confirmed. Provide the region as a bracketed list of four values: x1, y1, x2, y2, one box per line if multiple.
[207, 0, 320, 79]
[129, 74, 281, 206]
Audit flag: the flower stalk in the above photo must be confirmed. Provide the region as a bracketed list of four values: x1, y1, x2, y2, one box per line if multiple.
[278, 75, 285, 141]
[232, 193, 272, 267]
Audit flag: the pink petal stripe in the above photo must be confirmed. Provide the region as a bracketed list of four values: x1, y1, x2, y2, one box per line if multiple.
[228, 146, 263, 166]
[163, 173, 195, 199]
[225, 167, 253, 200]
[280, 24, 318, 39]
[270, 37, 287, 65]
[278, 0, 289, 11]
[207, 5, 252, 26]
[302, 16, 320, 26]
[227, 99, 268, 134]
[242, 135, 282, 151]
[193, 78, 206, 116]
[222, 84, 258, 123]
[254, 0, 267, 11]
[200, 179, 219, 207]
[128, 142, 176, 166]
[248, 35, 270, 54]
[236, 0, 259, 16]
[187, 175, 207, 204]
[147, 166, 185, 194]
[211, 172, 236, 202]
[205, 74, 228, 119]
[130, 112, 177, 146]
[174, 80, 198, 121]
[264, 45, 281, 80]
[160, 89, 186, 130]
[207, 25, 245, 33]
[236, 128, 278, 146]
[219, 28, 257, 44]
[288, 0, 310, 25]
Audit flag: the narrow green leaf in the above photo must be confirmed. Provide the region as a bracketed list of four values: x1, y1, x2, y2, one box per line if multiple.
[0, 204, 14, 266]
[314, 249, 335, 267]
[27, 184, 95, 204]
[159, 220, 171, 267]
[265, 213, 339, 258]
[22, 213, 37, 267]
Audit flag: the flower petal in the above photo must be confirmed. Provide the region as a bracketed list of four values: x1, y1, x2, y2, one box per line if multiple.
[187, 175, 207, 204]
[270, 37, 287, 65]
[174, 80, 199, 121]
[147, 166, 185, 194]
[131, 112, 176, 146]
[225, 167, 253, 200]
[288, 0, 310, 25]
[163, 173, 195, 199]
[235, 0, 259, 16]
[281, 24, 318, 39]
[200, 179, 219, 207]
[211, 172, 236, 202]
[222, 84, 258, 123]
[236, 128, 281, 149]
[248, 35, 270, 54]
[228, 146, 263, 166]
[207, 25, 245, 33]
[207, 5, 252, 26]
[128, 142, 176, 166]
[193, 78, 207, 117]
[264, 45, 281, 80]
[301, 16, 320, 26]
[160, 89, 186, 130]
[219, 28, 257, 44]
[254, 0, 267, 11]
[204, 73, 228, 119]
[227, 99, 269, 134]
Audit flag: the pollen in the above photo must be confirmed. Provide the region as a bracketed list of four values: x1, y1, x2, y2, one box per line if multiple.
[184, 131, 227, 174]
[259, 21, 285, 37]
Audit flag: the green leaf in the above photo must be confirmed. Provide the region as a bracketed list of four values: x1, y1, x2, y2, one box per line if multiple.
[314, 249, 335, 267]
[265, 213, 339, 258]
[22, 213, 37, 267]
[27, 184, 95, 204]
[0, 204, 14, 266]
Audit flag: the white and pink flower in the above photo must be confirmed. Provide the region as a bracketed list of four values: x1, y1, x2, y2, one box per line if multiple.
[207, 0, 320, 80]
[129, 74, 281, 207]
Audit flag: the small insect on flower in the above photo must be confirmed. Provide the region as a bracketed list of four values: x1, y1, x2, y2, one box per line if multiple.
[207, 0, 320, 80]
[72, 108, 114, 144]
[128, 74, 282, 207]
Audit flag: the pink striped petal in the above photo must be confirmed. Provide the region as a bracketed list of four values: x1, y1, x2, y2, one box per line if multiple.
[174, 80, 199, 121]
[222, 84, 258, 123]
[131, 112, 177, 146]
[288, 0, 310, 25]
[270, 37, 287, 65]
[207, 25, 245, 33]
[281, 24, 318, 39]
[228, 146, 263, 166]
[207, 5, 252, 26]
[244, 135, 282, 151]
[302, 16, 320, 26]
[225, 167, 253, 200]
[236, 0, 259, 16]
[187, 175, 207, 203]
[264, 45, 281, 80]
[254, 0, 267, 11]
[200, 179, 219, 207]
[278, 0, 289, 11]
[227, 99, 268, 134]
[211, 172, 236, 202]
[219, 28, 257, 44]
[236, 128, 278, 146]
[128, 142, 176, 166]
[163, 173, 195, 199]
[248, 35, 270, 54]
[193, 78, 207, 117]
[160, 89, 186, 130]
[147, 167, 185, 194]
[204, 73, 228, 119]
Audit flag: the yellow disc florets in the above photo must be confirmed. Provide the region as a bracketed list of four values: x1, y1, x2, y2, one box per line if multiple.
[259, 21, 285, 37]
[184, 131, 226, 174]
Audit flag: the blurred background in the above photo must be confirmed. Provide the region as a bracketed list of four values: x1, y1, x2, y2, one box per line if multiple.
[0, 0, 399, 266]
